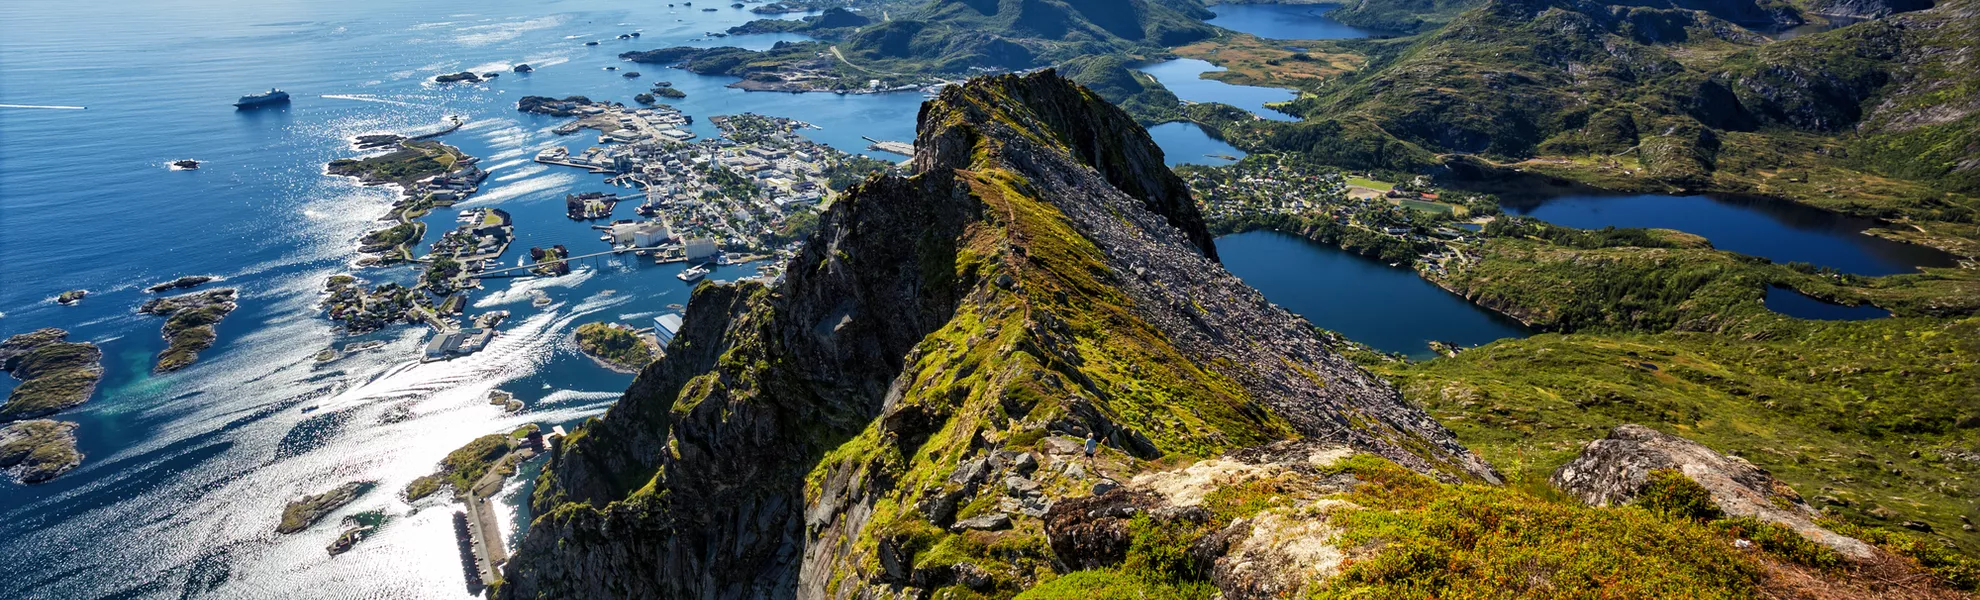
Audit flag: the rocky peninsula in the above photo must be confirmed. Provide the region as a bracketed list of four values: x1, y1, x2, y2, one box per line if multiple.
[572, 322, 658, 373]
[139, 288, 239, 373]
[0, 419, 82, 484]
[516, 95, 596, 117]
[404, 428, 537, 502]
[320, 275, 415, 334]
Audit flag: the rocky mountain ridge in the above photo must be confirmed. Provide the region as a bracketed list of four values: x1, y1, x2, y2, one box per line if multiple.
[497, 70, 1493, 599]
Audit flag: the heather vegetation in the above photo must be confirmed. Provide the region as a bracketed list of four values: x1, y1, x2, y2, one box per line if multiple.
[1373, 315, 1980, 556]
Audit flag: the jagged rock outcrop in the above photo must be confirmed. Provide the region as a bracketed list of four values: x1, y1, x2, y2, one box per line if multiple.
[1552, 424, 1875, 560]
[499, 71, 1493, 600]
[1043, 440, 1367, 599]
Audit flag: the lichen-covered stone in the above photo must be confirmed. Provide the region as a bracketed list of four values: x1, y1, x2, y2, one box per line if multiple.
[1552, 424, 1874, 560]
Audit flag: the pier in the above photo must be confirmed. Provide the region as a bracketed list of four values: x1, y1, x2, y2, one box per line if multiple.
[862, 136, 914, 157]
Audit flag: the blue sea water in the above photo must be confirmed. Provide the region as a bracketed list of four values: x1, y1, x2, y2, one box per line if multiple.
[1204, 3, 1372, 40]
[1216, 231, 1531, 358]
[0, 1, 918, 598]
[1504, 194, 1960, 276]
[1136, 58, 1300, 121]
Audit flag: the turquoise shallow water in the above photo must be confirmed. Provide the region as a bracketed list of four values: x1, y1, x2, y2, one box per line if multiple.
[0, 1, 917, 598]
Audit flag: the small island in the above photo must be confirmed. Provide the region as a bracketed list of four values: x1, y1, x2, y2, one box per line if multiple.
[433, 71, 483, 84]
[0, 419, 82, 484]
[56, 290, 86, 305]
[512, 63, 533, 73]
[278, 481, 374, 534]
[139, 288, 239, 373]
[321, 276, 415, 334]
[146, 275, 216, 293]
[1, 328, 104, 422]
[171, 159, 201, 170]
[573, 322, 659, 372]
[487, 389, 523, 413]
[517, 95, 599, 117]
[652, 86, 686, 99]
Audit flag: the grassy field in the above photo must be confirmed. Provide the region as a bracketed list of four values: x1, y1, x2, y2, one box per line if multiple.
[1172, 33, 1362, 90]
[1371, 316, 1980, 556]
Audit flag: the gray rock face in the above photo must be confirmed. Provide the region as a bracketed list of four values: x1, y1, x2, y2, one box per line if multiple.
[1552, 424, 1874, 560]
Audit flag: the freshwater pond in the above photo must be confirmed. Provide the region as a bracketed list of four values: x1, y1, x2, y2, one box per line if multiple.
[1146, 121, 1245, 167]
[1502, 193, 1959, 276]
[1136, 58, 1299, 121]
[1204, 3, 1372, 40]
[1216, 231, 1531, 359]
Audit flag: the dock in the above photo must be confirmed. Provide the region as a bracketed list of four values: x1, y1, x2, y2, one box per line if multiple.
[862, 136, 914, 157]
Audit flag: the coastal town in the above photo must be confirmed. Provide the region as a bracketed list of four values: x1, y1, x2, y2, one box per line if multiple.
[317, 94, 897, 368]
[522, 95, 897, 266]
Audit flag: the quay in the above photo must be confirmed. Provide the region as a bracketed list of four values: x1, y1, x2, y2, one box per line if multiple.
[862, 136, 913, 157]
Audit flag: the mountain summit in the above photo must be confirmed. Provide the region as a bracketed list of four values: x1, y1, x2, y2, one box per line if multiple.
[496, 71, 1494, 599]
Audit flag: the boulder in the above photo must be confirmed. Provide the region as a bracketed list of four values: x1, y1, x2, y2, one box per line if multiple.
[1042, 489, 1168, 570]
[1552, 424, 1874, 560]
[951, 512, 1011, 532]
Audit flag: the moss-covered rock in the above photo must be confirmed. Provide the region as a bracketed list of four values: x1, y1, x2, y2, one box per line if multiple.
[0, 328, 103, 422]
[405, 433, 522, 501]
[573, 322, 658, 372]
[0, 419, 83, 484]
[138, 288, 238, 373]
[278, 481, 373, 534]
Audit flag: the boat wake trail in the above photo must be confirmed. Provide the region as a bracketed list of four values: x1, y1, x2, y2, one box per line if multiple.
[0, 104, 87, 110]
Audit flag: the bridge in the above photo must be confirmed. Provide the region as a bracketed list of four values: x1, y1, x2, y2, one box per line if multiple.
[474, 246, 671, 278]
